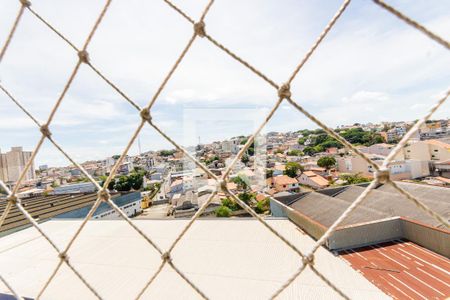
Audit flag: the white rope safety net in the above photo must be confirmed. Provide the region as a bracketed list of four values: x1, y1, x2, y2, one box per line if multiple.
[0, 0, 449, 299]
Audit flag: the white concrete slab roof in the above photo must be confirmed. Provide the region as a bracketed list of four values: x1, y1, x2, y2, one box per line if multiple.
[0, 219, 389, 299]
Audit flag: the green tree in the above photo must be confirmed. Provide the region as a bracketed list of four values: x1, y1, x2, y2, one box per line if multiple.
[205, 155, 219, 165]
[99, 175, 115, 190]
[232, 174, 250, 190]
[317, 156, 336, 170]
[339, 173, 370, 185]
[215, 205, 232, 217]
[284, 162, 303, 178]
[287, 149, 303, 156]
[160, 149, 176, 157]
[274, 149, 284, 154]
[298, 137, 307, 145]
[266, 169, 274, 179]
[303, 146, 316, 156]
[114, 176, 131, 192]
[128, 173, 144, 190]
[221, 197, 240, 211]
[298, 129, 313, 137]
[241, 154, 249, 164]
[238, 192, 254, 205]
[247, 142, 255, 156]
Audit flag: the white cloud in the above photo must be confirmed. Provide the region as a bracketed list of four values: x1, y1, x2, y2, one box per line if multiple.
[342, 91, 389, 104]
[1, 0, 449, 164]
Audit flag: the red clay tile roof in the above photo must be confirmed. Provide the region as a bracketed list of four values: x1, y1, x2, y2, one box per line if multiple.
[273, 175, 298, 185]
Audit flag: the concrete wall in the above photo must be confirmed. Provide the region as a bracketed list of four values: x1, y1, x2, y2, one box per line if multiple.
[326, 217, 449, 258]
[327, 217, 403, 250]
[270, 199, 287, 217]
[407, 160, 430, 179]
[270, 198, 326, 240]
[404, 142, 430, 160]
[285, 209, 326, 241]
[402, 219, 450, 258]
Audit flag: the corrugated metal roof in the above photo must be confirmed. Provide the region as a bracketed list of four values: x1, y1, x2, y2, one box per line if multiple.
[336, 185, 449, 228]
[339, 239, 450, 300]
[287, 183, 449, 229]
[0, 219, 388, 300]
[0, 193, 99, 233]
[290, 191, 387, 228]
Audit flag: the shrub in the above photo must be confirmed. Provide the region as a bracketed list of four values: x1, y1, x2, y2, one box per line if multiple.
[238, 192, 254, 205]
[339, 173, 371, 185]
[215, 205, 232, 217]
[255, 198, 270, 214]
[221, 197, 240, 211]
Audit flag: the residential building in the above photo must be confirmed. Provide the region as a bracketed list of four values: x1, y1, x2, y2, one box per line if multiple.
[272, 164, 285, 176]
[221, 138, 240, 154]
[267, 175, 299, 193]
[297, 171, 329, 189]
[386, 126, 406, 142]
[360, 143, 395, 156]
[432, 159, 450, 178]
[0, 147, 35, 183]
[419, 119, 449, 140]
[403, 139, 450, 161]
[336, 155, 429, 180]
[53, 182, 97, 194]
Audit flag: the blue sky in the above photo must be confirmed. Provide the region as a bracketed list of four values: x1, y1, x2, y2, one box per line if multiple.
[0, 0, 449, 167]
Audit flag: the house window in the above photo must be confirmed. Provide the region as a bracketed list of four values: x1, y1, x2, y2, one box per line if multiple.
[283, 185, 286, 188]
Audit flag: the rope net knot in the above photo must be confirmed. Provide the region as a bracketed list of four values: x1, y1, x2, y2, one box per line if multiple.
[58, 252, 69, 261]
[216, 179, 227, 193]
[7, 195, 18, 205]
[302, 254, 315, 266]
[375, 167, 390, 184]
[278, 83, 291, 99]
[40, 124, 52, 138]
[97, 189, 110, 202]
[19, 0, 31, 7]
[140, 107, 152, 122]
[78, 50, 90, 64]
[161, 252, 172, 262]
[194, 21, 206, 37]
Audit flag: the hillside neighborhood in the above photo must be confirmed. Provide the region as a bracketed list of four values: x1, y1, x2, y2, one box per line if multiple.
[0, 118, 449, 222]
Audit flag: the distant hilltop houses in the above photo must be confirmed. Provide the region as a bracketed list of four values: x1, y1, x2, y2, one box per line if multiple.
[1, 118, 449, 201]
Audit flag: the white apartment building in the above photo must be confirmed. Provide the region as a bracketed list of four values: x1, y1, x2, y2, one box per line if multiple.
[387, 126, 406, 142]
[0, 147, 35, 183]
[403, 140, 450, 161]
[221, 138, 240, 154]
[337, 155, 429, 180]
[93, 199, 142, 219]
[360, 143, 395, 157]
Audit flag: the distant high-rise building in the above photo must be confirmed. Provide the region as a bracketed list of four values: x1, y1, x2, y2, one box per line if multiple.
[0, 147, 35, 183]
